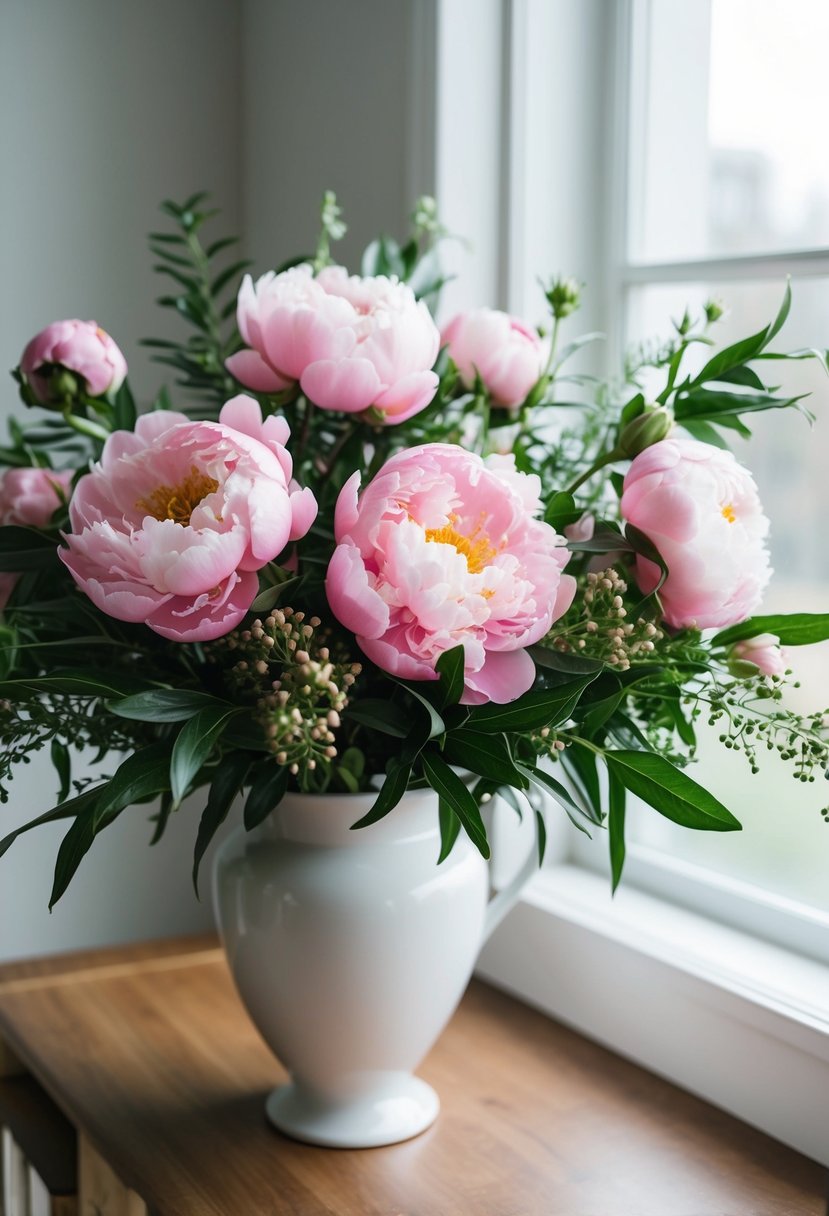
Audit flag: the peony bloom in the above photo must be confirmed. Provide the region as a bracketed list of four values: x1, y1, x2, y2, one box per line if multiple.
[19, 320, 127, 404]
[442, 308, 546, 408]
[60, 395, 317, 642]
[226, 264, 440, 424]
[621, 437, 771, 630]
[731, 633, 786, 678]
[325, 443, 575, 704]
[0, 466, 73, 612]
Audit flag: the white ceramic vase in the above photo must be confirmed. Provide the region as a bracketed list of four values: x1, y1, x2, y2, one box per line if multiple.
[212, 785, 536, 1148]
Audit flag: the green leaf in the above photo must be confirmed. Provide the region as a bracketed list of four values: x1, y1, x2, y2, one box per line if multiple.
[625, 523, 668, 596]
[435, 645, 465, 708]
[605, 751, 741, 831]
[399, 683, 446, 740]
[713, 613, 829, 648]
[170, 706, 241, 805]
[0, 785, 102, 861]
[421, 751, 490, 859]
[437, 799, 461, 863]
[345, 699, 410, 739]
[109, 689, 232, 723]
[193, 752, 251, 895]
[535, 808, 547, 865]
[675, 387, 806, 421]
[149, 793, 174, 846]
[466, 676, 598, 734]
[244, 762, 289, 831]
[0, 671, 154, 699]
[516, 760, 600, 827]
[607, 767, 626, 893]
[94, 745, 173, 827]
[529, 646, 603, 684]
[0, 526, 58, 572]
[49, 811, 97, 910]
[50, 739, 71, 803]
[544, 491, 580, 531]
[561, 745, 603, 822]
[443, 728, 528, 789]
[350, 761, 412, 830]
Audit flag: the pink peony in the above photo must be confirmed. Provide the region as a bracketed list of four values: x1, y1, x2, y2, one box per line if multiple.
[0, 466, 73, 611]
[442, 308, 546, 408]
[621, 437, 771, 630]
[731, 633, 786, 677]
[226, 264, 440, 424]
[60, 395, 317, 642]
[325, 443, 575, 704]
[20, 320, 127, 403]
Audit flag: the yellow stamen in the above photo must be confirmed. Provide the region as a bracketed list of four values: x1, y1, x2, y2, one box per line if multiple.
[424, 520, 497, 573]
[136, 465, 219, 525]
[721, 504, 736, 524]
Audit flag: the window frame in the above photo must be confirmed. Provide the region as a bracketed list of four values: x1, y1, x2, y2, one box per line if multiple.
[441, 0, 829, 1166]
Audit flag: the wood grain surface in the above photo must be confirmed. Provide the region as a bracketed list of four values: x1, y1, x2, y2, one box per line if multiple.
[0, 937, 824, 1216]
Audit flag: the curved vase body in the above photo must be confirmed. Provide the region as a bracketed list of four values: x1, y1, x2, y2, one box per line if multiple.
[212, 787, 490, 1147]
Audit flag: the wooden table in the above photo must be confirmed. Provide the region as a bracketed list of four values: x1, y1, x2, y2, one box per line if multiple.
[0, 935, 824, 1215]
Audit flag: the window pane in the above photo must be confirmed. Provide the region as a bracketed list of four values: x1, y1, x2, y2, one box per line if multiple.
[621, 278, 829, 910]
[632, 0, 829, 261]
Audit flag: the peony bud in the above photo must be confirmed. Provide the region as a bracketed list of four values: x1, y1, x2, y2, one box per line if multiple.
[619, 405, 673, 457]
[17, 320, 127, 410]
[728, 633, 786, 679]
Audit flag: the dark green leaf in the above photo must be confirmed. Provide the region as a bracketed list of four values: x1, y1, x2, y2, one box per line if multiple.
[350, 761, 412, 829]
[437, 799, 461, 863]
[244, 762, 289, 831]
[109, 689, 232, 723]
[49, 811, 96, 909]
[435, 644, 465, 707]
[625, 523, 668, 596]
[50, 739, 71, 803]
[605, 750, 741, 831]
[421, 751, 490, 859]
[713, 613, 829, 648]
[608, 768, 626, 893]
[94, 745, 173, 827]
[170, 706, 241, 805]
[443, 729, 528, 789]
[0, 671, 154, 698]
[535, 808, 547, 865]
[466, 676, 598, 734]
[0, 785, 102, 861]
[516, 760, 598, 826]
[193, 752, 251, 895]
[345, 699, 410, 739]
[544, 491, 580, 531]
[0, 526, 58, 572]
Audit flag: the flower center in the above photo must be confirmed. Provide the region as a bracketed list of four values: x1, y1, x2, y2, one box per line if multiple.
[424, 520, 497, 574]
[721, 503, 737, 524]
[136, 465, 219, 526]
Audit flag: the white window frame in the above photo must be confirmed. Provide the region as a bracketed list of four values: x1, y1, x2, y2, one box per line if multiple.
[418, 0, 829, 1165]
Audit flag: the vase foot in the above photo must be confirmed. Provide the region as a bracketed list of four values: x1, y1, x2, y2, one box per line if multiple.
[265, 1073, 440, 1148]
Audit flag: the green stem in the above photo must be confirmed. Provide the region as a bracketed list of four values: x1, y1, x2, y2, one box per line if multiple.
[564, 447, 625, 495]
[63, 412, 110, 443]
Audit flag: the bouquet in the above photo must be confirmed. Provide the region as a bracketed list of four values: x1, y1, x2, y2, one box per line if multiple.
[2, 191, 828, 909]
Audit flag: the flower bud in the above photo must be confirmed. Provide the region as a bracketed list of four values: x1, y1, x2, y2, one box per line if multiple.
[704, 298, 725, 324]
[545, 276, 581, 320]
[619, 405, 673, 457]
[728, 634, 786, 678]
[17, 320, 127, 410]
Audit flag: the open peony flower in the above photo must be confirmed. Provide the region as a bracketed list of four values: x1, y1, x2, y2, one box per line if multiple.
[60, 395, 317, 642]
[731, 633, 786, 677]
[226, 264, 440, 424]
[621, 436, 771, 630]
[19, 320, 127, 404]
[325, 443, 575, 704]
[0, 466, 73, 612]
[441, 308, 545, 408]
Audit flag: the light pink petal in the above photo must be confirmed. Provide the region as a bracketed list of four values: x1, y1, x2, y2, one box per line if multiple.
[288, 485, 318, 542]
[325, 544, 390, 639]
[357, 635, 437, 682]
[300, 357, 383, 414]
[373, 371, 439, 423]
[225, 350, 292, 393]
[461, 648, 536, 705]
[147, 570, 259, 642]
[334, 470, 362, 541]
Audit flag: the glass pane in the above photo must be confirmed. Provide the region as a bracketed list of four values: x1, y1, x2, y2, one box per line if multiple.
[633, 0, 829, 261]
[621, 278, 829, 909]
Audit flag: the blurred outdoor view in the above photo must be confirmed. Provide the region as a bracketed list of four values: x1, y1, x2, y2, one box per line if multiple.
[618, 0, 829, 913]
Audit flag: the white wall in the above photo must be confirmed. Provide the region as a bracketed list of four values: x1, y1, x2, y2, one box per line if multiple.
[0, 0, 243, 960]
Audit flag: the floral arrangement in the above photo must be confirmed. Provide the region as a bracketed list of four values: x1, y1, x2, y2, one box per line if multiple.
[2, 191, 828, 907]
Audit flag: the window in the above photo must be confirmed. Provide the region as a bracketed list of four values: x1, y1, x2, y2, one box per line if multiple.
[477, 0, 829, 1165]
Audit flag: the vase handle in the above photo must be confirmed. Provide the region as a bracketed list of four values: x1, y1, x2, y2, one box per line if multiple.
[482, 812, 542, 942]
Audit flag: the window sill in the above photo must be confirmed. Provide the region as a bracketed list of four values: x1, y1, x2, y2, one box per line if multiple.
[477, 863, 829, 1166]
